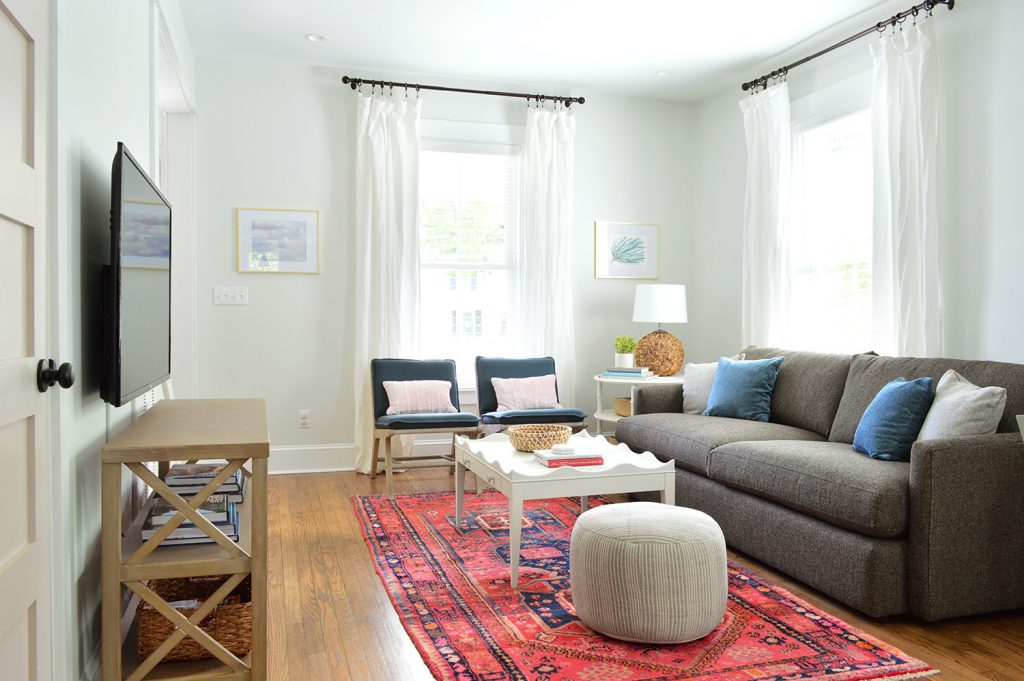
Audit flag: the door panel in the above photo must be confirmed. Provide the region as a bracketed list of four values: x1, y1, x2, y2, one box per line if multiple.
[0, 0, 50, 678]
[0, 3, 31, 166]
[0, 216, 32, 360]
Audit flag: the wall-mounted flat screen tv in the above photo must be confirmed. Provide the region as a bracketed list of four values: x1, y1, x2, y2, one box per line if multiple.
[101, 142, 172, 407]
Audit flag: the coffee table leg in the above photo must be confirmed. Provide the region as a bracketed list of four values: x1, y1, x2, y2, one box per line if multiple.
[455, 457, 465, 528]
[509, 491, 523, 589]
[662, 472, 675, 505]
[580, 495, 588, 512]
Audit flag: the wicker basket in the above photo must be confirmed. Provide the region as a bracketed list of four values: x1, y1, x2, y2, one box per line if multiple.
[137, 575, 252, 662]
[613, 397, 632, 417]
[507, 424, 571, 452]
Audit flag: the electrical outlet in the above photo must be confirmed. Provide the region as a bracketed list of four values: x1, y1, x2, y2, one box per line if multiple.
[213, 286, 249, 305]
[298, 409, 311, 428]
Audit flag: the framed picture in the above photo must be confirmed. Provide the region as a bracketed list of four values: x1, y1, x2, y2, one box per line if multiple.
[237, 208, 320, 274]
[594, 221, 659, 279]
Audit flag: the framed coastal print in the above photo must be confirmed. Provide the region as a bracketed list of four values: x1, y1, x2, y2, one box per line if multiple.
[594, 221, 659, 279]
[238, 208, 320, 274]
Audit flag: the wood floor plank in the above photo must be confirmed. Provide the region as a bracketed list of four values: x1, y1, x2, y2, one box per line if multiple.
[265, 469, 1024, 680]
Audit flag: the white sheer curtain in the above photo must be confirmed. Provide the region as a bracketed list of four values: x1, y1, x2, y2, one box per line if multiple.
[353, 91, 421, 474]
[871, 21, 943, 357]
[522, 106, 576, 404]
[739, 83, 792, 348]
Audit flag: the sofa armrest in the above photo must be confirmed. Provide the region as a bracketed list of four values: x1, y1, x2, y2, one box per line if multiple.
[908, 432, 1024, 620]
[632, 384, 684, 415]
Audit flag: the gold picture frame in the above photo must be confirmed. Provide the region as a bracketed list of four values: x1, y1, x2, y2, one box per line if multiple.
[594, 221, 659, 279]
[237, 208, 320, 274]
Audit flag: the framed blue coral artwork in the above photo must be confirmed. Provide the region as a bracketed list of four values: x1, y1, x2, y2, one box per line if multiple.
[594, 221, 659, 279]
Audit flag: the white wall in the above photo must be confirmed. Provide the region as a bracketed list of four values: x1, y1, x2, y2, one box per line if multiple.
[52, 0, 154, 678]
[193, 58, 691, 471]
[688, 0, 1024, 364]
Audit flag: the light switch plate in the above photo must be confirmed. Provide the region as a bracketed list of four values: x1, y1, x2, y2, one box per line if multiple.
[213, 286, 248, 305]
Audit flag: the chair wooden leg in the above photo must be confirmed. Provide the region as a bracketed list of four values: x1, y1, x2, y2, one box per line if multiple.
[370, 436, 381, 479]
[384, 435, 395, 500]
[448, 434, 456, 476]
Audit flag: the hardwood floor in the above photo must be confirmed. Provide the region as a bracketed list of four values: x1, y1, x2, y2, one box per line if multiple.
[267, 469, 1024, 680]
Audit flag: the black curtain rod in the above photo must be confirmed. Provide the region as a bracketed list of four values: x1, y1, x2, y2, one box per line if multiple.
[741, 0, 954, 92]
[342, 75, 585, 106]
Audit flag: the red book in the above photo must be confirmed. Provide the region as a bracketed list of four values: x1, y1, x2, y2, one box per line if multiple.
[542, 457, 604, 468]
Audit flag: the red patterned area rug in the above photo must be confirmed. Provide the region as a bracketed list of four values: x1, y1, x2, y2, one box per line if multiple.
[353, 492, 936, 681]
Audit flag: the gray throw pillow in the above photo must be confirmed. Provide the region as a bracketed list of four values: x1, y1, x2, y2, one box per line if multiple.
[917, 369, 1006, 441]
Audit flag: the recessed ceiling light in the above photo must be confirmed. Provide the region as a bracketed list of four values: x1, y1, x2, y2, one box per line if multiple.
[656, 70, 671, 78]
[305, 33, 328, 42]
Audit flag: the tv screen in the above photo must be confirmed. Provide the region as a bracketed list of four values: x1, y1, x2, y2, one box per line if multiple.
[101, 142, 172, 407]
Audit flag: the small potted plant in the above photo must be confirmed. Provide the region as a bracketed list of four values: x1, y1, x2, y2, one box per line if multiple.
[614, 336, 636, 368]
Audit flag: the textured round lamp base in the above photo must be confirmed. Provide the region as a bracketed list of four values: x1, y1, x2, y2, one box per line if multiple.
[635, 330, 684, 376]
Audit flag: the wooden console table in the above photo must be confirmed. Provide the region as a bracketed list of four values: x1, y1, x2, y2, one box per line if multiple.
[101, 398, 269, 681]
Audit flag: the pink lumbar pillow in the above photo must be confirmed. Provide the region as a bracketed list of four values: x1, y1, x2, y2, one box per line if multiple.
[492, 374, 561, 411]
[383, 380, 457, 415]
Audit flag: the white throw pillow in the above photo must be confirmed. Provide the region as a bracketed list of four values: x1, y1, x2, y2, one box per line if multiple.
[682, 353, 744, 415]
[383, 380, 457, 415]
[916, 370, 1007, 441]
[491, 374, 561, 411]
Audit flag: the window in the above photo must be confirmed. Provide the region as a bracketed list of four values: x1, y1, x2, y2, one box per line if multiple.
[787, 106, 874, 353]
[418, 147, 522, 381]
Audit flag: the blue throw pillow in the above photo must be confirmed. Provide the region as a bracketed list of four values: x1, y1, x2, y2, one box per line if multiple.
[853, 377, 935, 462]
[703, 356, 784, 422]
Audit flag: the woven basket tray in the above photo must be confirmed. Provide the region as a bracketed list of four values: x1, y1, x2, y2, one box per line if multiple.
[137, 575, 252, 662]
[507, 424, 571, 452]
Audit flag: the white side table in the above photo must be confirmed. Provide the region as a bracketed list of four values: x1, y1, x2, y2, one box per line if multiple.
[594, 373, 685, 436]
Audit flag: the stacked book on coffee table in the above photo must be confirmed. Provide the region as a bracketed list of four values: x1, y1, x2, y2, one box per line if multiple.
[534, 444, 605, 468]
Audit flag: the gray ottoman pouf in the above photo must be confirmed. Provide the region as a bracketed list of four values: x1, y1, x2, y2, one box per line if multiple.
[570, 502, 727, 644]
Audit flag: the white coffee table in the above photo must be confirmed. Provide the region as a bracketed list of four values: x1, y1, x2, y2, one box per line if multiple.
[453, 431, 675, 588]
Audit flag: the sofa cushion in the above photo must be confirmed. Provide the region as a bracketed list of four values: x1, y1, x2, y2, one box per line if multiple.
[481, 407, 586, 425]
[614, 413, 824, 475]
[708, 440, 909, 539]
[830, 354, 1024, 444]
[742, 346, 854, 438]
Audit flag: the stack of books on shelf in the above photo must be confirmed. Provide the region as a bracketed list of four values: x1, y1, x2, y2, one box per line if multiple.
[141, 463, 247, 547]
[600, 366, 654, 379]
[534, 444, 604, 468]
[166, 462, 247, 502]
[141, 493, 239, 546]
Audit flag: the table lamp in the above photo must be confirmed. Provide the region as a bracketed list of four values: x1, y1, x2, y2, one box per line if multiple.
[632, 284, 687, 376]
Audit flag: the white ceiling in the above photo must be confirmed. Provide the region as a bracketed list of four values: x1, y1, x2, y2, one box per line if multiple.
[178, 0, 891, 102]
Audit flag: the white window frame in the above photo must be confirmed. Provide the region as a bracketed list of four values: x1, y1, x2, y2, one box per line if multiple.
[419, 120, 525, 405]
[783, 71, 877, 353]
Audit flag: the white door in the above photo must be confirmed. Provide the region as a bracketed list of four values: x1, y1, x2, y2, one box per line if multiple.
[0, 0, 53, 679]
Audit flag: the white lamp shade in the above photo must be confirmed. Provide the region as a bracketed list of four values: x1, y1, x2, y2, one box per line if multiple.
[633, 284, 688, 324]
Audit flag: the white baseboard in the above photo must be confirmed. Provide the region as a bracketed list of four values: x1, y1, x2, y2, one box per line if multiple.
[268, 437, 458, 475]
[269, 443, 356, 474]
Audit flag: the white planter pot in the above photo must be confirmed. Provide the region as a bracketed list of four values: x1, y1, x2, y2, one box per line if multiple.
[614, 353, 635, 368]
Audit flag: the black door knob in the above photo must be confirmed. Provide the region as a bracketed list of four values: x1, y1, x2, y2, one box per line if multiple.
[37, 359, 75, 393]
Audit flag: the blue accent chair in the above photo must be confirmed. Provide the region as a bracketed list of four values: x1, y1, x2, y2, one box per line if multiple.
[475, 356, 587, 429]
[371, 358, 481, 498]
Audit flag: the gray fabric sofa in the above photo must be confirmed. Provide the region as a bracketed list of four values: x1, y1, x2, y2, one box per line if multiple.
[615, 347, 1024, 621]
